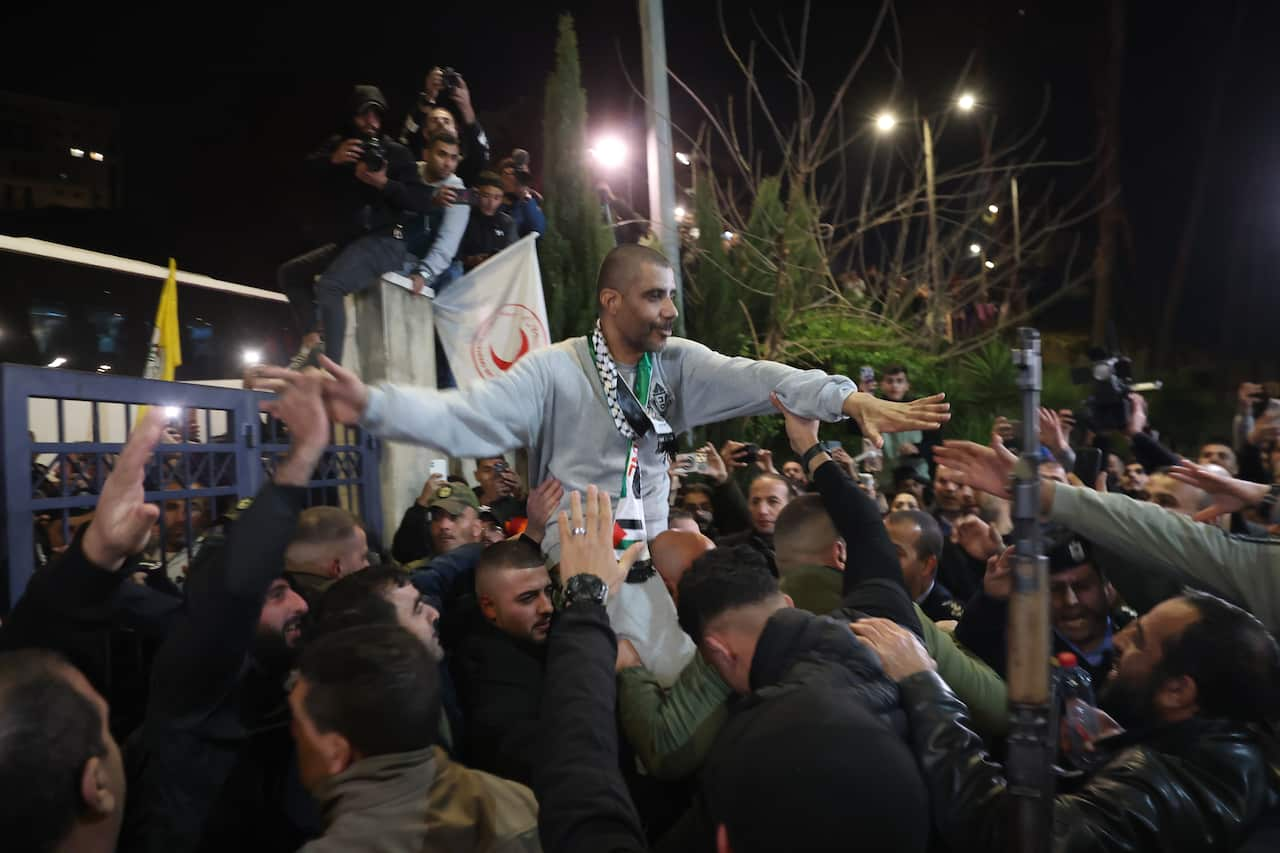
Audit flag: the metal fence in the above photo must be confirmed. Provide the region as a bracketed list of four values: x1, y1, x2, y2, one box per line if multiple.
[0, 363, 381, 612]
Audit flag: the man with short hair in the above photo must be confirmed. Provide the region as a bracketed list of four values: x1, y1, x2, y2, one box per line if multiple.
[931, 464, 975, 534]
[856, 590, 1280, 852]
[717, 472, 794, 575]
[0, 649, 127, 853]
[497, 155, 546, 238]
[290, 623, 539, 853]
[884, 510, 963, 622]
[284, 506, 370, 604]
[272, 243, 947, 687]
[649, 528, 714, 602]
[391, 130, 469, 300]
[872, 365, 932, 491]
[780, 458, 808, 491]
[427, 483, 482, 555]
[398, 68, 490, 184]
[458, 171, 517, 271]
[1198, 440, 1239, 476]
[453, 539, 554, 784]
[1123, 461, 1149, 495]
[1146, 468, 1212, 516]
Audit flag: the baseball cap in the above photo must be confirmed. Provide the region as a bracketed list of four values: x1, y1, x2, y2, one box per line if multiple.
[428, 483, 481, 516]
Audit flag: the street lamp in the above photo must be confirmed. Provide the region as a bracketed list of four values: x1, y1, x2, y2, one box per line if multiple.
[673, 206, 686, 220]
[675, 151, 691, 166]
[242, 349, 262, 366]
[47, 356, 67, 368]
[874, 112, 897, 133]
[984, 259, 996, 270]
[969, 243, 982, 256]
[988, 204, 1000, 215]
[957, 92, 977, 112]
[589, 135, 628, 171]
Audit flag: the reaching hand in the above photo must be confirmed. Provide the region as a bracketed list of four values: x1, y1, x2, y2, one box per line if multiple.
[700, 442, 729, 485]
[318, 355, 371, 424]
[952, 515, 1003, 562]
[718, 439, 750, 471]
[1168, 460, 1269, 523]
[770, 393, 821, 457]
[983, 546, 1016, 601]
[1124, 393, 1148, 437]
[524, 478, 565, 545]
[557, 486, 643, 591]
[417, 473, 446, 507]
[1038, 406, 1070, 453]
[831, 446, 858, 479]
[849, 617, 936, 682]
[259, 368, 332, 485]
[933, 439, 1016, 499]
[755, 449, 778, 475]
[843, 392, 949, 448]
[81, 410, 167, 571]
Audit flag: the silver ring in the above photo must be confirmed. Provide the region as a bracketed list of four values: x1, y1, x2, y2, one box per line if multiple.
[571, 527, 587, 536]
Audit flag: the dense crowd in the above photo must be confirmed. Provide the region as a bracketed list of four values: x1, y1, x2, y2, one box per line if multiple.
[4, 73, 1280, 853]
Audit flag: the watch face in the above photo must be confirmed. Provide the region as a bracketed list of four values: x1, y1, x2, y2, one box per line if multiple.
[566, 573, 607, 605]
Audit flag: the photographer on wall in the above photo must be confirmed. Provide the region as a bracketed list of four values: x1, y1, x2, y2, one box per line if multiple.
[399, 66, 490, 186]
[278, 85, 435, 367]
[497, 150, 546, 237]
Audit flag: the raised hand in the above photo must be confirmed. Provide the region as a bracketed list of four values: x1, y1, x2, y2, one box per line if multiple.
[952, 515, 1003, 562]
[718, 440, 750, 471]
[259, 367, 331, 485]
[557, 486, 643, 591]
[770, 393, 820, 457]
[81, 409, 168, 571]
[524, 478, 565, 545]
[849, 617, 936, 682]
[983, 546, 1016, 601]
[1168, 460, 1269, 523]
[700, 442, 730, 485]
[843, 392, 950, 448]
[1038, 406, 1070, 454]
[933, 439, 1017, 499]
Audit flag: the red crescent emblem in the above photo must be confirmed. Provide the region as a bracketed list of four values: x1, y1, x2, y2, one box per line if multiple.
[490, 328, 531, 371]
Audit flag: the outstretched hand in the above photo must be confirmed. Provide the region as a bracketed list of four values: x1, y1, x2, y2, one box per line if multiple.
[843, 392, 950, 449]
[932, 439, 1017, 499]
[524, 478, 565, 545]
[81, 409, 167, 571]
[849, 617, 936, 682]
[1168, 460, 1269, 523]
[771, 393, 820, 457]
[557, 486, 644, 591]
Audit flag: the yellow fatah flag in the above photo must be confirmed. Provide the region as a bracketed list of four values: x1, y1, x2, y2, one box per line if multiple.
[144, 258, 183, 381]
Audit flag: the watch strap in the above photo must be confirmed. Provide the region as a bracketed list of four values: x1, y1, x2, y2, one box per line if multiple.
[801, 442, 828, 471]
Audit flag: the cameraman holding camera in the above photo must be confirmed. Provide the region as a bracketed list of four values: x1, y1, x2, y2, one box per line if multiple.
[399, 66, 490, 186]
[278, 85, 434, 366]
[498, 151, 546, 238]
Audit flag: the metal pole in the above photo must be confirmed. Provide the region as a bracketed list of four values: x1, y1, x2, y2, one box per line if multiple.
[1007, 327, 1052, 853]
[923, 119, 945, 340]
[639, 0, 685, 334]
[1011, 176, 1022, 313]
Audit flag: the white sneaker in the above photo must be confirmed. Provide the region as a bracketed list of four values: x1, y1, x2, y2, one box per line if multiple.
[381, 271, 434, 300]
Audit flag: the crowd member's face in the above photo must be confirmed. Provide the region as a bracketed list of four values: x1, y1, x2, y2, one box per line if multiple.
[63, 665, 126, 844]
[933, 466, 971, 513]
[681, 491, 715, 531]
[476, 184, 505, 217]
[479, 519, 507, 546]
[475, 458, 515, 501]
[890, 492, 920, 512]
[603, 264, 679, 356]
[258, 578, 308, 655]
[426, 107, 456, 137]
[386, 581, 444, 662]
[158, 492, 208, 549]
[1039, 461, 1068, 485]
[1050, 562, 1109, 652]
[781, 461, 807, 488]
[881, 371, 910, 401]
[480, 566, 555, 643]
[897, 478, 926, 502]
[884, 518, 935, 601]
[354, 107, 381, 136]
[1123, 464, 1148, 492]
[431, 507, 480, 554]
[1146, 474, 1203, 516]
[1198, 443, 1237, 475]
[424, 140, 461, 183]
[500, 165, 519, 195]
[748, 479, 792, 535]
[1098, 597, 1200, 728]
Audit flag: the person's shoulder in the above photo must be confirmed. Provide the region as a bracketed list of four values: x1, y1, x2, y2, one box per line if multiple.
[429, 749, 539, 844]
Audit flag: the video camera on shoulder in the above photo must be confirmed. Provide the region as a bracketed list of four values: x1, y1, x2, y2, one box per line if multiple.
[1071, 348, 1162, 433]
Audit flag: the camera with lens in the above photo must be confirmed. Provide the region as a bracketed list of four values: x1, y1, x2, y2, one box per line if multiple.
[1071, 348, 1161, 433]
[359, 133, 387, 172]
[441, 67, 463, 100]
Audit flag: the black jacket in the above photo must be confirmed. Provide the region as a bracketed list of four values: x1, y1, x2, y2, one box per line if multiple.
[398, 95, 490, 186]
[459, 209, 517, 264]
[451, 615, 546, 786]
[900, 669, 1280, 852]
[121, 482, 318, 853]
[918, 580, 964, 623]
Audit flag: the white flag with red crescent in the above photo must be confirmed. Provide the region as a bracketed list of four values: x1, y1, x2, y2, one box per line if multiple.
[431, 233, 551, 389]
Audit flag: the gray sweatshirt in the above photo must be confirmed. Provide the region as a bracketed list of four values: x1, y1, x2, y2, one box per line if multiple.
[362, 334, 856, 681]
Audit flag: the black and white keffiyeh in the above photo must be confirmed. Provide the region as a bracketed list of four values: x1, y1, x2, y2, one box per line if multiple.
[592, 319, 638, 441]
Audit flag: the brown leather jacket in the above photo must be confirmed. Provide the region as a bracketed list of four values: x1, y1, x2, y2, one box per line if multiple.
[302, 746, 540, 852]
[900, 671, 1280, 852]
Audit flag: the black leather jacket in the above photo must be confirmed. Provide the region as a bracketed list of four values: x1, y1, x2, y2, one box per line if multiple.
[900, 670, 1280, 852]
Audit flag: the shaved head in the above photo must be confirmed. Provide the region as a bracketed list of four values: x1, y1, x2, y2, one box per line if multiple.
[650, 529, 715, 601]
[773, 494, 841, 572]
[596, 244, 672, 298]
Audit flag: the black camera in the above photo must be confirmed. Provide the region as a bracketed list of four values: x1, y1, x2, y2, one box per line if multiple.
[441, 67, 462, 100]
[1071, 348, 1160, 433]
[359, 134, 387, 172]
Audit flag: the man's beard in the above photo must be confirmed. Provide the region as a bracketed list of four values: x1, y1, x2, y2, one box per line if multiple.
[253, 617, 303, 676]
[1097, 670, 1157, 731]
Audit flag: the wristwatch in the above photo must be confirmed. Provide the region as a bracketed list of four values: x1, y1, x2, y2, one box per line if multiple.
[563, 573, 609, 609]
[801, 441, 830, 473]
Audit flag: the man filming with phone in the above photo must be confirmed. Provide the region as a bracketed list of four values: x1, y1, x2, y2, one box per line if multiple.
[278, 86, 435, 367]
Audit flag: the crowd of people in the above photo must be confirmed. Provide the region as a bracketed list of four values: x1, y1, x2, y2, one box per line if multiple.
[5, 77, 1280, 852]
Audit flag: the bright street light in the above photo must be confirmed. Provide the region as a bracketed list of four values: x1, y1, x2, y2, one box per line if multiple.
[984, 259, 996, 270]
[988, 204, 1000, 215]
[47, 356, 67, 368]
[242, 349, 262, 366]
[675, 151, 691, 166]
[589, 135, 628, 171]
[874, 112, 897, 133]
[69, 148, 84, 158]
[689, 227, 701, 239]
[164, 406, 182, 418]
[969, 243, 982, 256]
[957, 92, 977, 112]
[89, 151, 105, 162]
[722, 230, 735, 240]
[673, 206, 687, 220]
[97, 364, 112, 372]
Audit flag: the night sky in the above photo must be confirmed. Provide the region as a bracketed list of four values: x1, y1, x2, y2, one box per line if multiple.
[2, 0, 1277, 374]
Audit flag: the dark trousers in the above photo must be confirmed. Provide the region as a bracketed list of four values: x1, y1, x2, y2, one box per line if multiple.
[277, 233, 405, 364]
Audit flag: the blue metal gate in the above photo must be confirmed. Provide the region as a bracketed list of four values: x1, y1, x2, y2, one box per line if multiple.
[0, 363, 382, 612]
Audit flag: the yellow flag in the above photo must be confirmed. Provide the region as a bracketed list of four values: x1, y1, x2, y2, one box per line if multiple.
[144, 258, 183, 381]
